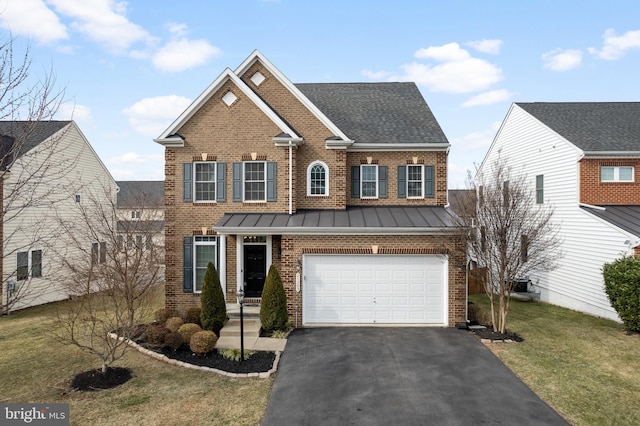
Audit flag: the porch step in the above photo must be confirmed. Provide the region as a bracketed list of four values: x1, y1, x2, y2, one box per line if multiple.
[219, 318, 262, 338]
[226, 304, 261, 320]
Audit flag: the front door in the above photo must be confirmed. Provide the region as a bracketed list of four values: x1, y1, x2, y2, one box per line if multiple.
[244, 245, 267, 297]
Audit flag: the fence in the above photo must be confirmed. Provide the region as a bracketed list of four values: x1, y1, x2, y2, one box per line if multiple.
[468, 267, 487, 295]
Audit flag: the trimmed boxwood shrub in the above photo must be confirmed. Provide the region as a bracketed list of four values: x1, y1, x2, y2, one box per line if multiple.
[154, 307, 175, 324]
[200, 262, 226, 335]
[603, 255, 640, 332]
[184, 307, 202, 326]
[143, 324, 168, 346]
[260, 264, 288, 332]
[189, 330, 218, 356]
[164, 331, 184, 351]
[165, 316, 184, 333]
[178, 323, 202, 344]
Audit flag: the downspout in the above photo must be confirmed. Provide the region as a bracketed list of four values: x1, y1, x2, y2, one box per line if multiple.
[289, 141, 293, 215]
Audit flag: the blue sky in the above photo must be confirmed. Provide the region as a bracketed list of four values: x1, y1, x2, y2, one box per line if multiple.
[1, 0, 640, 187]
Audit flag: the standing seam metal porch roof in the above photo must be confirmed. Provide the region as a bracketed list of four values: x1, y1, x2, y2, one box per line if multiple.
[580, 205, 640, 239]
[214, 206, 462, 234]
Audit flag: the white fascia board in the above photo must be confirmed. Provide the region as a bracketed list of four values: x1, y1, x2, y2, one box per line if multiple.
[582, 151, 640, 158]
[347, 142, 450, 152]
[273, 136, 304, 147]
[234, 50, 350, 141]
[215, 226, 463, 236]
[325, 139, 355, 149]
[154, 136, 185, 147]
[154, 67, 299, 145]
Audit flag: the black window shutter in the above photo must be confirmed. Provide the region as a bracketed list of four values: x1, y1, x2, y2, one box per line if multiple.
[351, 166, 360, 198]
[425, 165, 435, 198]
[216, 162, 226, 202]
[397, 165, 406, 198]
[267, 162, 277, 201]
[379, 166, 388, 198]
[183, 237, 193, 292]
[183, 163, 192, 202]
[232, 162, 242, 202]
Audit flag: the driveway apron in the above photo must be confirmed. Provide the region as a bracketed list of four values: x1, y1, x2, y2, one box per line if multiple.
[262, 327, 567, 426]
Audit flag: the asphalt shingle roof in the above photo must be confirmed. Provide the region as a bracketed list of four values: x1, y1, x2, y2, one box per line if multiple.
[0, 120, 71, 158]
[517, 102, 640, 152]
[295, 82, 448, 144]
[116, 181, 164, 208]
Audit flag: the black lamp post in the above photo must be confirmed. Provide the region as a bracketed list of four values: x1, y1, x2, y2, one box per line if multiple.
[237, 289, 245, 363]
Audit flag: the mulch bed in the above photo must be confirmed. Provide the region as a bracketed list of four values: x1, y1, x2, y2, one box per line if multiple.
[471, 326, 524, 342]
[71, 367, 133, 391]
[156, 346, 276, 374]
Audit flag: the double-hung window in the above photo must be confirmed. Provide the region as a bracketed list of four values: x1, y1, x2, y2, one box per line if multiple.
[361, 165, 378, 198]
[194, 236, 217, 292]
[397, 164, 434, 199]
[535, 175, 544, 204]
[407, 165, 424, 198]
[194, 162, 216, 202]
[244, 161, 266, 202]
[601, 166, 634, 182]
[92, 242, 107, 264]
[17, 249, 42, 280]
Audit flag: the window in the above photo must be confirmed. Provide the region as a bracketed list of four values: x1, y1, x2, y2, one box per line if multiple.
[361, 165, 378, 198]
[521, 235, 529, 262]
[194, 162, 216, 201]
[244, 161, 266, 201]
[480, 226, 486, 252]
[601, 166, 634, 182]
[131, 210, 141, 219]
[194, 236, 217, 292]
[92, 242, 107, 264]
[307, 161, 328, 196]
[145, 236, 153, 250]
[75, 194, 81, 203]
[17, 250, 42, 280]
[503, 181, 510, 207]
[536, 175, 544, 204]
[407, 165, 423, 198]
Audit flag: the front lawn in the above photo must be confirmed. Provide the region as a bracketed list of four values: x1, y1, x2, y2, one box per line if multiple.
[470, 295, 640, 426]
[0, 289, 272, 426]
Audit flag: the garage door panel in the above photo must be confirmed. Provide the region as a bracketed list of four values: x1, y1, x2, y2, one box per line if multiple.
[303, 255, 446, 325]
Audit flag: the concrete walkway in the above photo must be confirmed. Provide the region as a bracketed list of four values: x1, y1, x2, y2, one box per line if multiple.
[214, 305, 286, 352]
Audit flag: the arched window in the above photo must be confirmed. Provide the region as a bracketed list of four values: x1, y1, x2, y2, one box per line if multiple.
[307, 161, 329, 196]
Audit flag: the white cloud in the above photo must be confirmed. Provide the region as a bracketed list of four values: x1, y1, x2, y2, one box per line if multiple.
[588, 28, 640, 60]
[56, 102, 92, 123]
[399, 57, 503, 93]
[365, 42, 503, 94]
[152, 38, 221, 72]
[415, 42, 471, 62]
[108, 152, 166, 181]
[466, 39, 503, 54]
[123, 95, 192, 137]
[542, 48, 582, 71]
[47, 0, 153, 53]
[452, 121, 502, 149]
[107, 152, 164, 166]
[0, 0, 67, 44]
[462, 89, 512, 107]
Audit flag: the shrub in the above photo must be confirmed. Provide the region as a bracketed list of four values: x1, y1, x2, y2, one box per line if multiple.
[200, 262, 227, 335]
[603, 255, 640, 332]
[184, 307, 202, 326]
[143, 324, 168, 346]
[189, 330, 218, 356]
[260, 265, 288, 331]
[154, 307, 175, 324]
[165, 317, 184, 333]
[178, 323, 202, 344]
[164, 331, 184, 351]
[219, 348, 255, 362]
[468, 302, 492, 326]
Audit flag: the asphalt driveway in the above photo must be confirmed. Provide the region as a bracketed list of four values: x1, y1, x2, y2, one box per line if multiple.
[262, 327, 567, 425]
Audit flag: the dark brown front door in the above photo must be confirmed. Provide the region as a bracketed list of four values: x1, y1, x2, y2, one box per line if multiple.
[244, 245, 266, 297]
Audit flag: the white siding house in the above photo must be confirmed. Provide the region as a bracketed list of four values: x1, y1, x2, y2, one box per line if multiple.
[478, 103, 640, 321]
[1, 121, 117, 312]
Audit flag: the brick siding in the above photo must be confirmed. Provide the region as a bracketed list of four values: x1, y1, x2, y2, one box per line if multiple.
[580, 158, 640, 204]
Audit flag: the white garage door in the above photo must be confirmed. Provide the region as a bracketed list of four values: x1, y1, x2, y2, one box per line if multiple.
[303, 254, 447, 325]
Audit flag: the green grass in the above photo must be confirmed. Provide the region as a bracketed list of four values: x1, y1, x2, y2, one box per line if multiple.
[470, 295, 640, 426]
[0, 287, 272, 425]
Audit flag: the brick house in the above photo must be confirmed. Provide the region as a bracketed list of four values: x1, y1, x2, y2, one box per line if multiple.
[478, 102, 640, 321]
[155, 51, 466, 327]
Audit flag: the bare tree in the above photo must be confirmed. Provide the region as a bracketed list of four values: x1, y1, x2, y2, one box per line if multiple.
[458, 157, 562, 333]
[52, 185, 164, 373]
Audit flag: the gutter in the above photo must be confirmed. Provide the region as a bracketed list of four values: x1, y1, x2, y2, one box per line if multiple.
[215, 226, 465, 236]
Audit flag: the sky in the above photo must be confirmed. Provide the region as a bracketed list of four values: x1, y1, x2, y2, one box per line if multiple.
[1, 0, 640, 188]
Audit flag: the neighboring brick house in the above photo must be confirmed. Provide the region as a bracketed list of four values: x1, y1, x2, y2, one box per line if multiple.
[155, 51, 466, 327]
[478, 102, 640, 321]
[116, 180, 165, 263]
